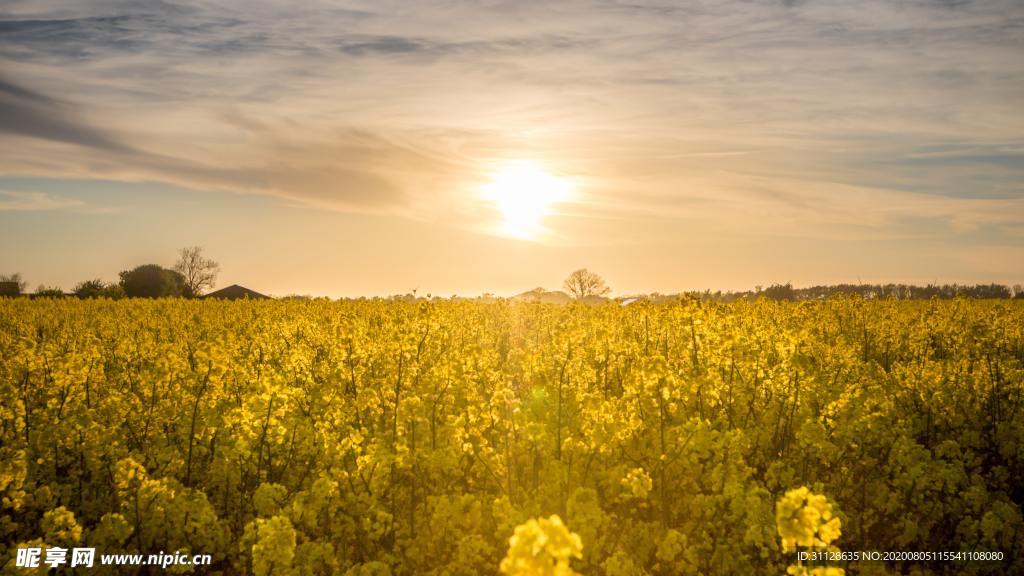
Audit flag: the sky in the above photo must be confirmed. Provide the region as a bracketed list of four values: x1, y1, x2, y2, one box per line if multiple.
[1, 0, 1022, 297]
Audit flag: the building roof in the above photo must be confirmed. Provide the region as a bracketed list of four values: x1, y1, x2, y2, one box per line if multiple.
[203, 284, 269, 300]
[511, 288, 573, 304]
[0, 281, 22, 297]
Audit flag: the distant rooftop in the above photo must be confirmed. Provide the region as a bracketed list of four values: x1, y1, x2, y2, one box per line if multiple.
[203, 284, 269, 300]
[511, 288, 573, 304]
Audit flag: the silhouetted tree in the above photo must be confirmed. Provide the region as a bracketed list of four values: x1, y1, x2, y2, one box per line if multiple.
[74, 279, 124, 299]
[174, 246, 220, 297]
[972, 283, 1012, 299]
[119, 264, 189, 298]
[0, 273, 27, 296]
[35, 285, 64, 298]
[74, 279, 105, 298]
[762, 283, 796, 301]
[563, 269, 610, 300]
[102, 284, 126, 299]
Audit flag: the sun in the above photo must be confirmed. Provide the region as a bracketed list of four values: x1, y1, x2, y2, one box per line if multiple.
[481, 160, 571, 239]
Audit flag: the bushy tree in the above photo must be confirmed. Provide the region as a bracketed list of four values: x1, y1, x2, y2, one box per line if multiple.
[119, 264, 189, 298]
[73, 279, 105, 298]
[35, 285, 65, 298]
[74, 279, 125, 299]
[762, 283, 795, 301]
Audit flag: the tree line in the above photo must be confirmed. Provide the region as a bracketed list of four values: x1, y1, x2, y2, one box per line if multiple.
[2, 261, 1021, 301]
[0, 246, 220, 299]
[675, 282, 1024, 302]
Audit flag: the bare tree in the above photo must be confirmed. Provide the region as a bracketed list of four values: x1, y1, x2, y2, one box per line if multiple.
[563, 268, 610, 300]
[174, 246, 220, 297]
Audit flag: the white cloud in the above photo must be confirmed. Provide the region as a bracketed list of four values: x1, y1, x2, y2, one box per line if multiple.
[0, 190, 82, 211]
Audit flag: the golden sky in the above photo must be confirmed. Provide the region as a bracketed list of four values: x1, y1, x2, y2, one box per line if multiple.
[1, 0, 1022, 296]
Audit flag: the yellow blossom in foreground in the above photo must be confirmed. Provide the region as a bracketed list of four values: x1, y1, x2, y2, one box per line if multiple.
[776, 487, 842, 552]
[500, 515, 583, 576]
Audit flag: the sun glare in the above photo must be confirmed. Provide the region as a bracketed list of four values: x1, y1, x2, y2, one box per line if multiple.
[481, 161, 571, 239]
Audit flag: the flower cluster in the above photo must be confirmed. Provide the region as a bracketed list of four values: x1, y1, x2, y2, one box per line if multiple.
[775, 487, 842, 552]
[500, 515, 583, 576]
[620, 467, 653, 500]
[777, 487, 844, 576]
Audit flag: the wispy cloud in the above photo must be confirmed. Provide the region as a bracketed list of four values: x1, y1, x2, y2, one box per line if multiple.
[0, 0, 1022, 242]
[0, 190, 82, 211]
[0, 76, 133, 152]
